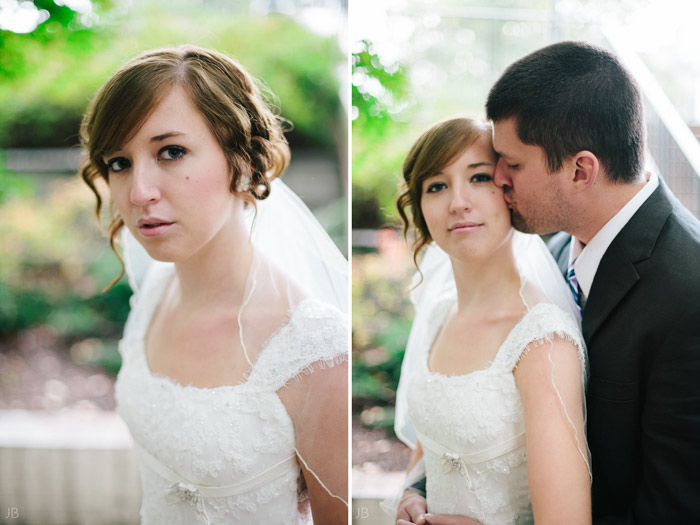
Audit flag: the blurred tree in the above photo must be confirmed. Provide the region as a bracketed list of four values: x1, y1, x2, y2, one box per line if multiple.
[352, 39, 413, 227]
[0, 0, 116, 146]
[0, 1, 342, 149]
[0, 0, 114, 79]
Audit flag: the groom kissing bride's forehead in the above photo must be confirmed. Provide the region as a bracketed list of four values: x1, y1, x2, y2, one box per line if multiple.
[487, 40, 700, 522]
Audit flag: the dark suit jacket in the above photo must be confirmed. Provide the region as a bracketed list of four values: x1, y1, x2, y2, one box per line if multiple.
[549, 181, 700, 524]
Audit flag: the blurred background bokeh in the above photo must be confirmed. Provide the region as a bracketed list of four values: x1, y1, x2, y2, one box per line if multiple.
[351, 1, 700, 522]
[0, 0, 346, 522]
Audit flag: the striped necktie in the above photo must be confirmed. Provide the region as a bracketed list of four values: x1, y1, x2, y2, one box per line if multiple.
[567, 263, 583, 320]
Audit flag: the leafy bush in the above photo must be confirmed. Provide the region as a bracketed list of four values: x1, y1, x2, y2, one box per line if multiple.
[352, 234, 416, 431]
[0, 176, 130, 365]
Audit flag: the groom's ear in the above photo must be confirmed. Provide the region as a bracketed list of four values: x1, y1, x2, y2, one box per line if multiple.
[570, 151, 599, 192]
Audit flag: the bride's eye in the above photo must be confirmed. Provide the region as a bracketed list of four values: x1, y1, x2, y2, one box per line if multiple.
[158, 145, 187, 162]
[471, 173, 493, 183]
[426, 182, 447, 193]
[106, 157, 131, 173]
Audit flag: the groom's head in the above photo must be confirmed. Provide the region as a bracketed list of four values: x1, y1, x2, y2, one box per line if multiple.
[486, 41, 646, 235]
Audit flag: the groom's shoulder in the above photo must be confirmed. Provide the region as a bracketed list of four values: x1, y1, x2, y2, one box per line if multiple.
[659, 206, 700, 286]
[650, 179, 700, 251]
[641, 196, 700, 297]
[667, 200, 700, 249]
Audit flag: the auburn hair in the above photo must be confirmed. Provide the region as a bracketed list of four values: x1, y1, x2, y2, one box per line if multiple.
[79, 45, 290, 288]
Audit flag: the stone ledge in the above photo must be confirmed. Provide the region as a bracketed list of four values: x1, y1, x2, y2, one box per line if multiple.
[352, 467, 405, 524]
[0, 409, 140, 525]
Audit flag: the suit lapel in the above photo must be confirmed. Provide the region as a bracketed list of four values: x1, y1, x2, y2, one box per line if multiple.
[582, 242, 640, 342]
[582, 181, 674, 343]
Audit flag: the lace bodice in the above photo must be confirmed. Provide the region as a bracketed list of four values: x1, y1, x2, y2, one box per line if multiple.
[406, 300, 584, 525]
[114, 262, 347, 524]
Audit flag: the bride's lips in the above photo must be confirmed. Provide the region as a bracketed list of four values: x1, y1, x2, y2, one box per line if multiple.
[137, 217, 175, 237]
[448, 221, 483, 233]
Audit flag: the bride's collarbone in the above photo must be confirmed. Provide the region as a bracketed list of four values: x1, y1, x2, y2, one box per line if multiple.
[428, 309, 523, 376]
[145, 303, 251, 388]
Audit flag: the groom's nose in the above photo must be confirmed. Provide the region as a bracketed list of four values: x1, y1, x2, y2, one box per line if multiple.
[493, 158, 513, 189]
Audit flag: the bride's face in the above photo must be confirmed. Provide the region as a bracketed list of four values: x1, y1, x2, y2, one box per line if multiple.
[420, 135, 513, 263]
[104, 87, 242, 262]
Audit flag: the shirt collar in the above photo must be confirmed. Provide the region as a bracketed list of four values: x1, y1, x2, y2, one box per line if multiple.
[569, 172, 659, 298]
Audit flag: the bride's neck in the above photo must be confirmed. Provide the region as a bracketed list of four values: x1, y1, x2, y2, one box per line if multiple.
[173, 214, 253, 309]
[450, 239, 522, 313]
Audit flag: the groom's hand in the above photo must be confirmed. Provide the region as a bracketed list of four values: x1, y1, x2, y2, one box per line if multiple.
[422, 514, 482, 525]
[396, 489, 427, 525]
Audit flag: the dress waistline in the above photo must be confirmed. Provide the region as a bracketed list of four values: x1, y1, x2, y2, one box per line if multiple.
[417, 430, 526, 465]
[416, 430, 526, 489]
[135, 443, 297, 523]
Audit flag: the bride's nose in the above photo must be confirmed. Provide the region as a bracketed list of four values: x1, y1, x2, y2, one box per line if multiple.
[449, 187, 472, 213]
[130, 163, 161, 206]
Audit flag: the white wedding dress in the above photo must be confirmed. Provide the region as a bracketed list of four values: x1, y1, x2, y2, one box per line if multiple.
[114, 259, 347, 524]
[406, 295, 585, 525]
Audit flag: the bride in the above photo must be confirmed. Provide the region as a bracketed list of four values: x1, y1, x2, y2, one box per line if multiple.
[390, 117, 591, 524]
[79, 46, 348, 524]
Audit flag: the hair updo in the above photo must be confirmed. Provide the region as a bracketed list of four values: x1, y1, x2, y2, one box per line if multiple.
[79, 45, 291, 286]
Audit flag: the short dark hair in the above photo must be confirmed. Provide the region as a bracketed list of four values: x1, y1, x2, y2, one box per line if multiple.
[486, 40, 645, 183]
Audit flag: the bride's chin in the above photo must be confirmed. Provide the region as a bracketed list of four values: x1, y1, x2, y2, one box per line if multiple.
[137, 242, 185, 264]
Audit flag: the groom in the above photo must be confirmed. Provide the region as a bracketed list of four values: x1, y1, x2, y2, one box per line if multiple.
[397, 41, 700, 524]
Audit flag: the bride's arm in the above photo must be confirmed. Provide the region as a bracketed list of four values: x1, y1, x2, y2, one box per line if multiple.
[397, 443, 428, 524]
[406, 442, 424, 473]
[279, 359, 348, 524]
[514, 335, 591, 524]
[396, 446, 482, 525]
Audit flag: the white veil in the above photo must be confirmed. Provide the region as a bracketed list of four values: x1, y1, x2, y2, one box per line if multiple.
[245, 179, 347, 315]
[391, 230, 590, 507]
[122, 179, 348, 515]
[238, 179, 349, 514]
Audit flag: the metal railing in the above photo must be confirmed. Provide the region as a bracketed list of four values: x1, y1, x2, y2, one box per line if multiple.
[605, 30, 700, 219]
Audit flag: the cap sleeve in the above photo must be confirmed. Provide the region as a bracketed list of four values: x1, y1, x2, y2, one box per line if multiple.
[247, 299, 348, 392]
[495, 303, 586, 373]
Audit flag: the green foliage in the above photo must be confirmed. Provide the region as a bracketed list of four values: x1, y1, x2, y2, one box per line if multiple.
[0, 177, 130, 346]
[352, 40, 414, 227]
[93, 341, 122, 377]
[45, 281, 130, 338]
[0, 282, 52, 335]
[0, 0, 112, 81]
[0, 2, 342, 148]
[352, 39, 410, 137]
[0, 170, 35, 204]
[352, 248, 415, 425]
[352, 317, 411, 401]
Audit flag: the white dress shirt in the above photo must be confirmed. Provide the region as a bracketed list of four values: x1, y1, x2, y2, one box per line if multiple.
[568, 172, 659, 301]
